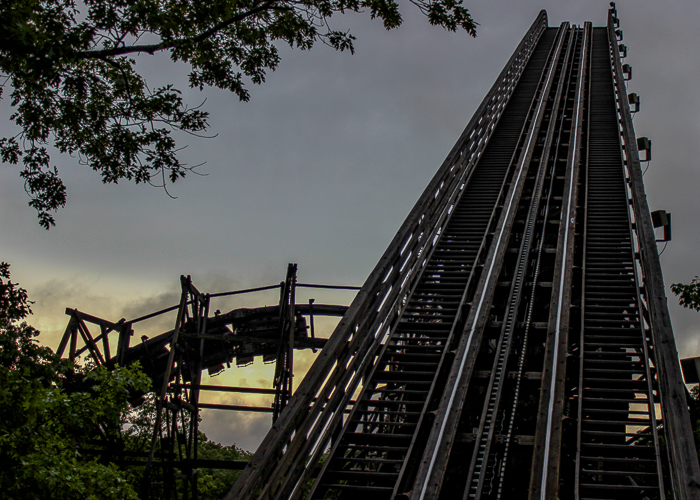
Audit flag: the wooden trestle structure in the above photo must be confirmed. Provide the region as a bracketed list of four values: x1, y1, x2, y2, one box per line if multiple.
[57, 264, 353, 499]
[228, 7, 700, 500]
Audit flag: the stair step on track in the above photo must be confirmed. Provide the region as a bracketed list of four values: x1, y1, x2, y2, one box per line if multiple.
[581, 418, 653, 426]
[309, 27, 560, 499]
[575, 27, 665, 499]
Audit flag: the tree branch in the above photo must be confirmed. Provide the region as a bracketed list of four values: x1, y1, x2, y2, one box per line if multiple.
[76, 0, 279, 60]
[191, 0, 278, 44]
[77, 43, 165, 59]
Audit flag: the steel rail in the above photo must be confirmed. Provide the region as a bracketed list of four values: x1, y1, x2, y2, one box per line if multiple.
[494, 50, 568, 496]
[412, 23, 568, 500]
[523, 23, 590, 496]
[462, 25, 577, 500]
[533, 22, 589, 500]
[308, 25, 558, 500]
[226, 11, 549, 500]
[493, 24, 581, 495]
[306, 21, 557, 500]
[471, 23, 589, 500]
[574, 25, 657, 497]
[573, 21, 593, 499]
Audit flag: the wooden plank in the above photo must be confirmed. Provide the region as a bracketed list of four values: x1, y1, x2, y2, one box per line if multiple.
[198, 403, 274, 413]
[116, 322, 133, 366]
[177, 384, 279, 395]
[145, 280, 189, 472]
[74, 312, 106, 365]
[65, 308, 121, 330]
[101, 324, 111, 360]
[56, 315, 77, 358]
[68, 309, 124, 358]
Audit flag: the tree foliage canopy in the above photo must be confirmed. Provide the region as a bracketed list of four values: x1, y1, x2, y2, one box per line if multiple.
[671, 277, 700, 312]
[0, 262, 151, 499]
[0, 263, 255, 499]
[1, 0, 477, 227]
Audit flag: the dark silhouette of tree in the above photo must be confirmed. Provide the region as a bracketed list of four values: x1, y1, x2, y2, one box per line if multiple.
[0, 262, 150, 499]
[1, 263, 257, 499]
[671, 277, 700, 311]
[0, 0, 477, 228]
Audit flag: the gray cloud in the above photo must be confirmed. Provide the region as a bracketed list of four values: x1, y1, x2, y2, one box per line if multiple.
[200, 409, 273, 451]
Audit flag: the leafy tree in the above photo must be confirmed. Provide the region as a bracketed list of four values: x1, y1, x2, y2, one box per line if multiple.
[196, 434, 253, 500]
[121, 394, 253, 500]
[671, 277, 700, 311]
[1, 0, 477, 228]
[0, 262, 151, 499]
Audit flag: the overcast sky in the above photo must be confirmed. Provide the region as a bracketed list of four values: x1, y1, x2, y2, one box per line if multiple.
[2, 1, 699, 451]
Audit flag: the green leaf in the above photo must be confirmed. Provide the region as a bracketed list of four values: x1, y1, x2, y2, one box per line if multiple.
[0, 0, 476, 227]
